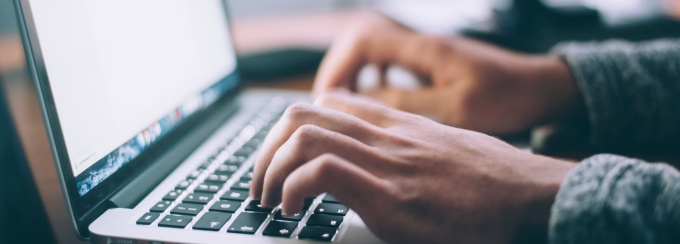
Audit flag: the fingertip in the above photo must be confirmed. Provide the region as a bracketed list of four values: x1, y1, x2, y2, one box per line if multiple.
[259, 196, 273, 208]
[282, 202, 303, 217]
[248, 178, 262, 199]
[248, 190, 260, 200]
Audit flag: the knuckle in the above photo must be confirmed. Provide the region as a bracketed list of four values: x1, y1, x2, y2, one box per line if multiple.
[284, 102, 314, 121]
[291, 124, 322, 147]
[315, 90, 350, 108]
[310, 154, 340, 180]
[347, 18, 374, 38]
[419, 35, 452, 60]
[345, 35, 367, 55]
[338, 27, 368, 50]
[314, 93, 334, 108]
[387, 183, 419, 207]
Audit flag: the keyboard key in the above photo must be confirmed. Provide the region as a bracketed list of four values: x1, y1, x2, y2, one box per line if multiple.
[213, 171, 233, 177]
[171, 203, 204, 216]
[244, 138, 263, 149]
[195, 182, 222, 193]
[322, 194, 340, 203]
[244, 200, 274, 213]
[225, 156, 247, 165]
[227, 212, 268, 234]
[262, 220, 297, 238]
[193, 212, 231, 231]
[254, 130, 270, 139]
[136, 212, 160, 225]
[176, 179, 194, 190]
[197, 161, 212, 170]
[162, 190, 183, 201]
[158, 215, 192, 228]
[231, 179, 252, 191]
[307, 214, 343, 228]
[183, 192, 213, 205]
[205, 174, 229, 183]
[298, 226, 336, 242]
[234, 146, 255, 157]
[150, 201, 172, 213]
[187, 170, 203, 179]
[214, 164, 239, 175]
[220, 190, 249, 202]
[241, 171, 254, 180]
[315, 203, 348, 216]
[303, 197, 316, 210]
[209, 200, 241, 213]
[274, 209, 305, 222]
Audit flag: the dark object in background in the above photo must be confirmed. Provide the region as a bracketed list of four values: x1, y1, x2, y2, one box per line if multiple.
[0, 78, 56, 244]
[238, 48, 325, 81]
[464, 0, 680, 53]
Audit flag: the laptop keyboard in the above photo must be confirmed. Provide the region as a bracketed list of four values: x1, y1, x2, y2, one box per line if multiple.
[135, 99, 349, 242]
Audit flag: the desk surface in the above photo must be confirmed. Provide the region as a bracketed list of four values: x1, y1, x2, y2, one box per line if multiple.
[0, 11, 356, 243]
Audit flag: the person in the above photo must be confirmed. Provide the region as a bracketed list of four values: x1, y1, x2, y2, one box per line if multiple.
[250, 13, 680, 243]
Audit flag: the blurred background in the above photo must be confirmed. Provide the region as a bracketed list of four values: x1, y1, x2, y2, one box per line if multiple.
[2, 0, 680, 82]
[0, 0, 679, 242]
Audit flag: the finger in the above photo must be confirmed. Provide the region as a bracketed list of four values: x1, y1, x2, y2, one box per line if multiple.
[251, 103, 382, 199]
[314, 90, 410, 127]
[312, 31, 369, 94]
[260, 124, 388, 207]
[376, 63, 389, 87]
[280, 153, 392, 216]
[313, 27, 438, 95]
[363, 87, 445, 120]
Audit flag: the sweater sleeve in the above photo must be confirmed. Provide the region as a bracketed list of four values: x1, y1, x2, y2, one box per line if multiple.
[549, 154, 680, 244]
[551, 39, 680, 149]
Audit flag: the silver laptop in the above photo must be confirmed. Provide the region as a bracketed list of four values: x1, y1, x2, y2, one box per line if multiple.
[15, 0, 383, 243]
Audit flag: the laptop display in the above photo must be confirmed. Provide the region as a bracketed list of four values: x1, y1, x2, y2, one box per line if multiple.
[17, 0, 383, 242]
[25, 0, 239, 196]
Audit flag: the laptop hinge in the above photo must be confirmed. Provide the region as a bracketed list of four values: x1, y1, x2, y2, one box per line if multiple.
[108, 97, 240, 208]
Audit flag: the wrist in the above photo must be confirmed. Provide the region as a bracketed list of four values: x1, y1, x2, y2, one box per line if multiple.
[513, 156, 576, 243]
[527, 55, 586, 124]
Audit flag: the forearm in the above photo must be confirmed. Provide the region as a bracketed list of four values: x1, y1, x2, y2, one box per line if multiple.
[551, 39, 680, 149]
[549, 154, 680, 244]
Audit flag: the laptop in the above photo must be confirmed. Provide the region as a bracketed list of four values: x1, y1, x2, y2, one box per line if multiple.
[0, 77, 56, 244]
[14, 0, 383, 243]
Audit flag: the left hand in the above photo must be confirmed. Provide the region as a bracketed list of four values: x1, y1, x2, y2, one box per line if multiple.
[313, 13, 583, 134]
[250, 91, 575, 244]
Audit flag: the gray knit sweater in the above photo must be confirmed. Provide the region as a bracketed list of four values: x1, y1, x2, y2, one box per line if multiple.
[549, 40, 680, 243]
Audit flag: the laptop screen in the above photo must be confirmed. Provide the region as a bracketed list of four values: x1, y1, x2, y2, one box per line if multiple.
[27, 0, 238, 196]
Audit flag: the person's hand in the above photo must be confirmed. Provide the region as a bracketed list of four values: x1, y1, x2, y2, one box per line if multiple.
[314, 13, 584, 134]
[251, 91, 576, 243]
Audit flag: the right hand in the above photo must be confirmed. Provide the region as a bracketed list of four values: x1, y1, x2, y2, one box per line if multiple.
[314, 13, 583, 134]
[251, 91, 575, 244]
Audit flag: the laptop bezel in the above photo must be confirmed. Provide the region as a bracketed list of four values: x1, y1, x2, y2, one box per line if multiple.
[14, 0, 244, 239]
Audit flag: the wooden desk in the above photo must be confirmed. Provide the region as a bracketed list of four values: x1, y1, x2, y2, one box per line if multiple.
[0, 11, 357, 243]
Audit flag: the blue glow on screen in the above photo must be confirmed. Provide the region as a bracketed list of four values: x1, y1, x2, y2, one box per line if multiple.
[74, 74, 237, 196]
